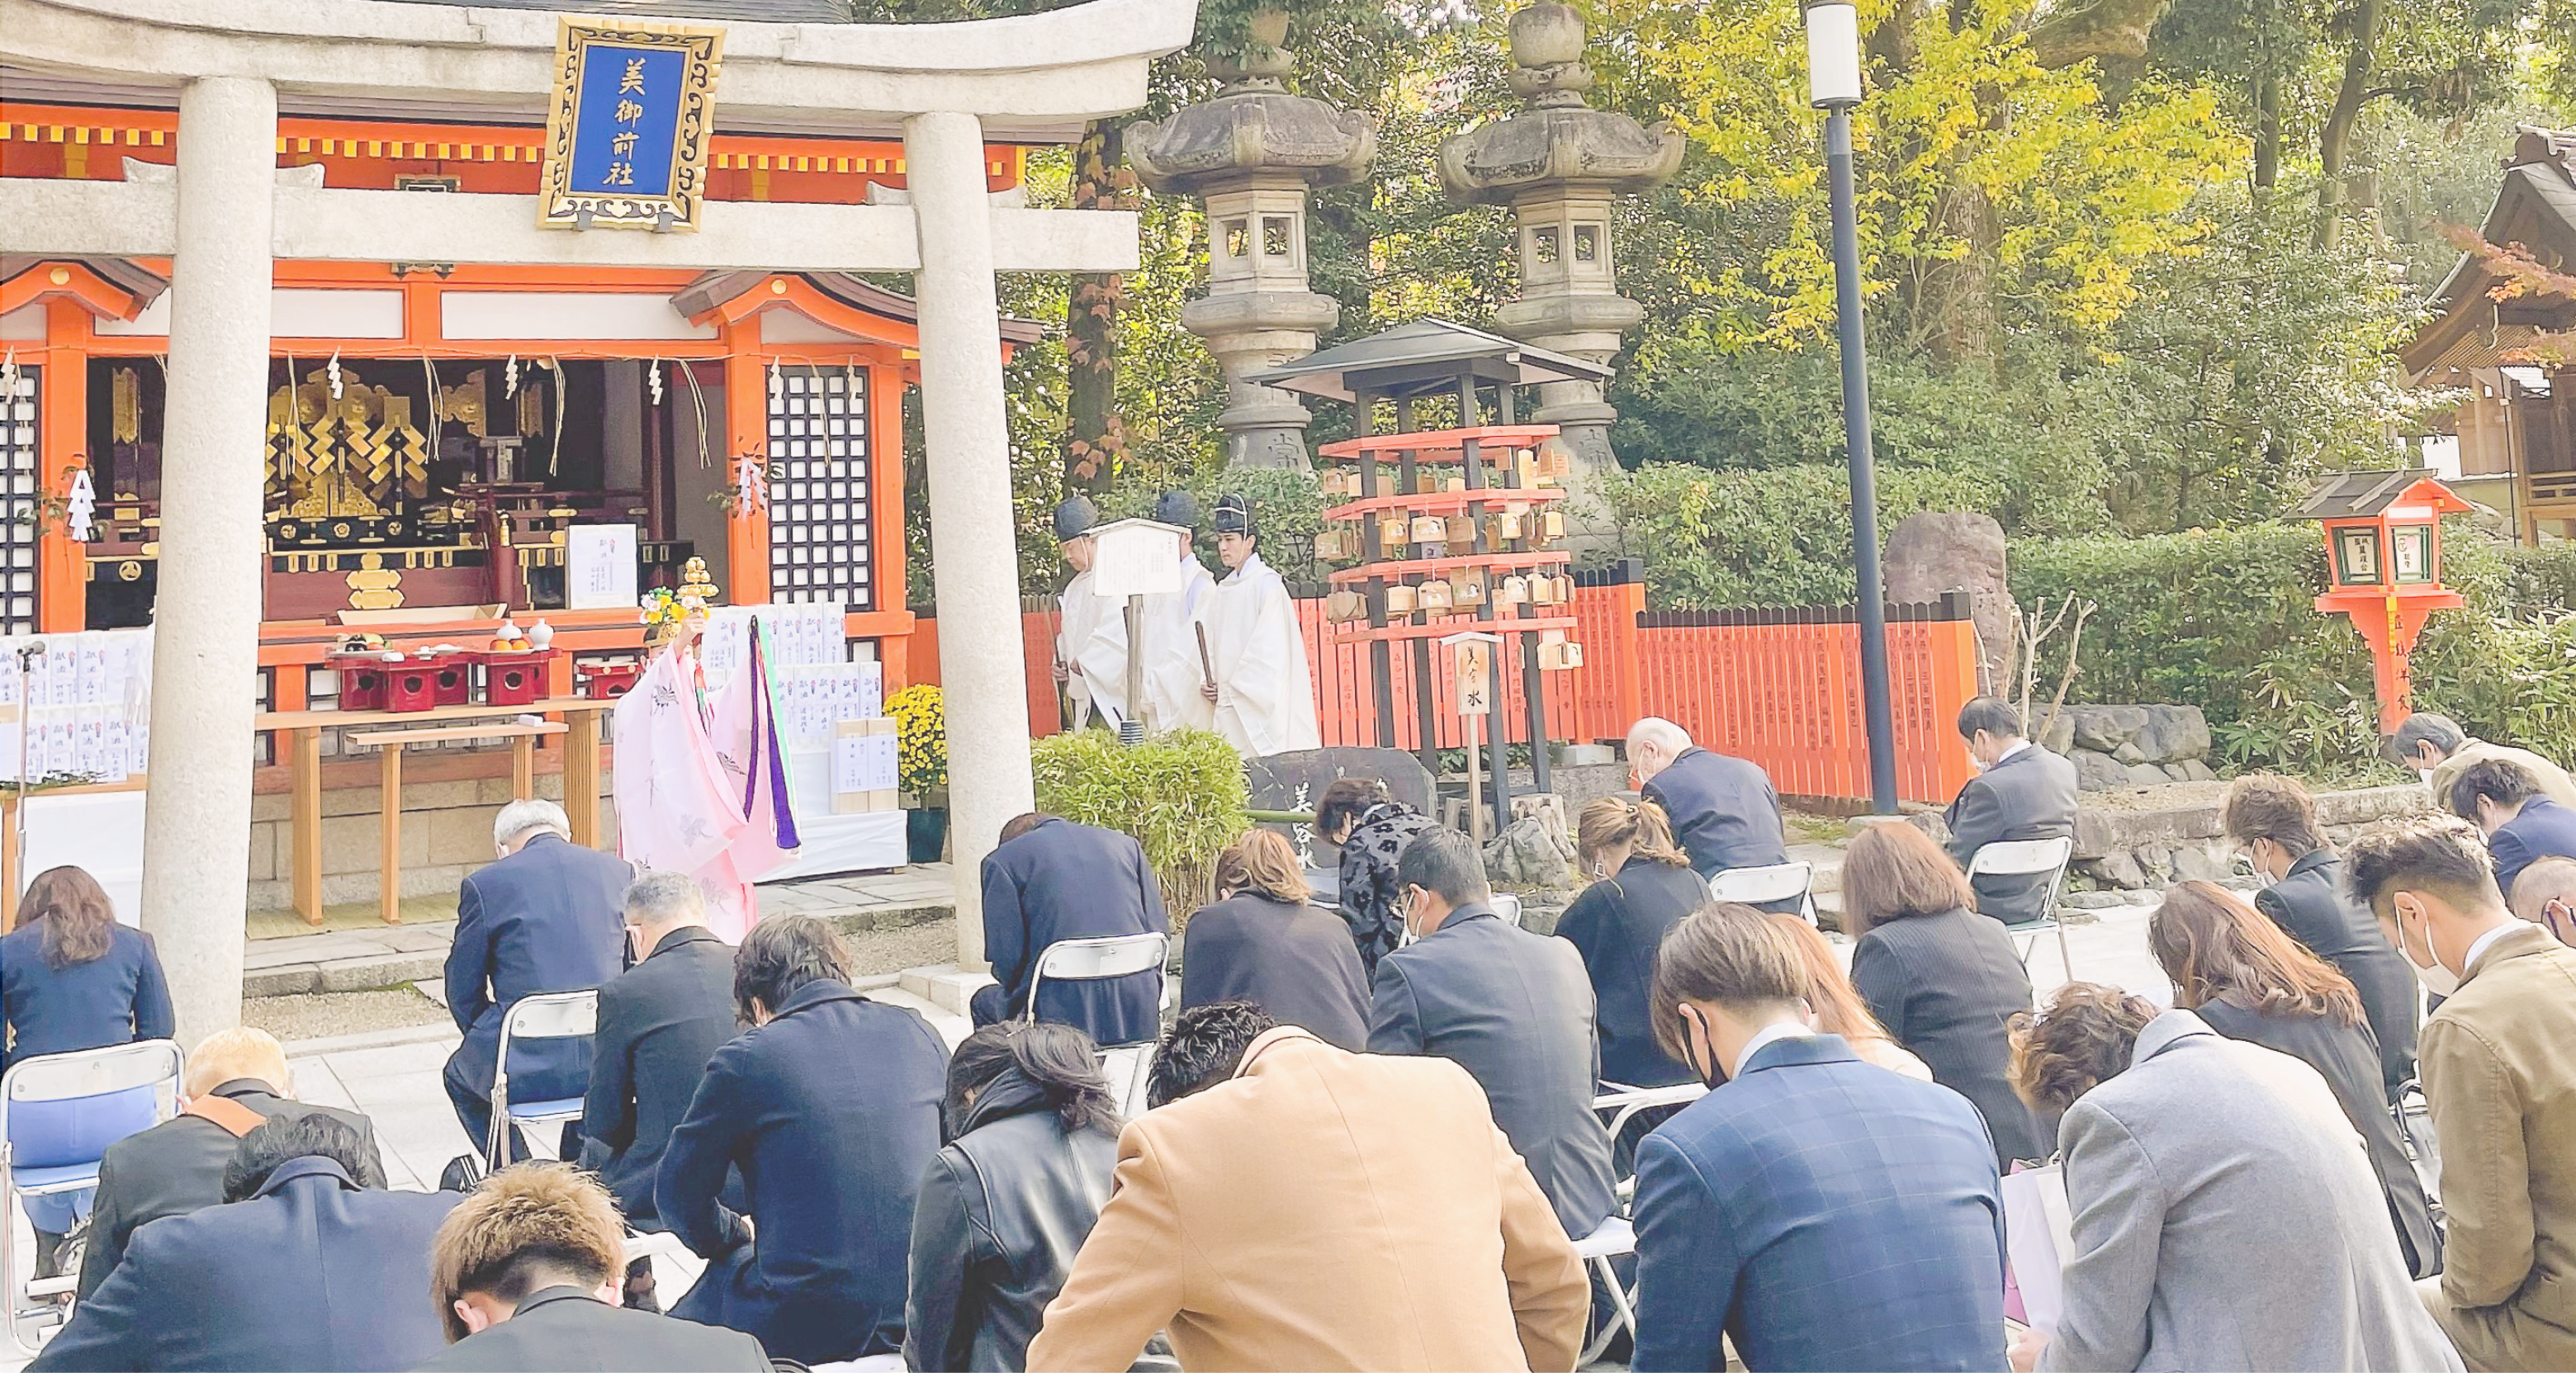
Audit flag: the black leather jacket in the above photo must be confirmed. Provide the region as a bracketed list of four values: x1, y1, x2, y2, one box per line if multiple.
[902, 1069, 1171, 1373]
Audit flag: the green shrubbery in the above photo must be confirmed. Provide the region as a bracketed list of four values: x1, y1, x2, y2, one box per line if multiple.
[1594, 462, 1996, 608]
[1030, 728, 1250, 924]
[2009, 522, 2576, 779]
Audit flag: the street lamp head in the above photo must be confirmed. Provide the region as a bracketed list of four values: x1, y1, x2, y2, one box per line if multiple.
[1803, 0, 1863, 109]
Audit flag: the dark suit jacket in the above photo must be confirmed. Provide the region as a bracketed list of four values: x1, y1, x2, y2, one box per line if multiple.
[657, 978, 947, 1366]
[1552, 861, 1707, 1088]
[414, 1285, 772, 1372]
[2490, 796, 2576, 906]
[28, 1157, 457, 1372]
[578, 925, 740, 1227]
[1641, 747, 1788, 878]
[1368, 906, 1618, 1238]
[2195, 997, 2442, 1278]
[443, 833, 631, 1102]
[980, 817, 1167, 1046]
[1180, 893, 1370, 1050]
[1, 921, 173, 1072]
[1632, 1034, 2007, 1373]
[75, 1080, 384, 1300]
[1849, 906, 2048, 1169]
[1942, 743, 2078, 929]
[2256, 850, 2417, 1099]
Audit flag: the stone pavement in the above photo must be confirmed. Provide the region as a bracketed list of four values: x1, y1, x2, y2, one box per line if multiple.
[10, 882, 2168, 1369]
[242, 864, 959, 998]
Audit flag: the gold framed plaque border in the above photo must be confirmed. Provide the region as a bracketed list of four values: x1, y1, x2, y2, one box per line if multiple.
[537, 19, 725, 232]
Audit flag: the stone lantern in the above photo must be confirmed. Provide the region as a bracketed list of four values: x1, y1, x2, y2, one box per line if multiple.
[1126, 18, 1376, 470]
[1438, 3, 1683, 481]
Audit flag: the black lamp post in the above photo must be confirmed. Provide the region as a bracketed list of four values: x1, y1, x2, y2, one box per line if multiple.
[1806, 0, 1899, 815]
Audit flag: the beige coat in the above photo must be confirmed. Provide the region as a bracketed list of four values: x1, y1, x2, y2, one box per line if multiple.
[2420, 922, 2576, 1372]
[1026, 1027, 1588, 1373]
[2432, 740, 2576, 813]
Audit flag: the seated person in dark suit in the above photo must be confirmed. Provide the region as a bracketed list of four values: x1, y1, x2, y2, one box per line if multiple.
[419, 1163, 771, 1372]
[576, 869, 739, 1309]
[1943, 696, 2079, 928]
[1368, 826, 1618, 1241]
[77, 1025, 385, 1300]
[2450, 757, 2576, 905]
[1626, 717, 1789, 878]
[972, 812, 1167, 1046]
[1633, 905, 2007, 1372]
[1, 865, 175, 1277]
[1556, 797, 1708, 1088]
[657, 913, 949, 1366]
[442, 798, 632, 1159]
[2225, 774, 2420, 1099]
[1181, 831, 1370, 1049]
[30, 1114, 458, 1373]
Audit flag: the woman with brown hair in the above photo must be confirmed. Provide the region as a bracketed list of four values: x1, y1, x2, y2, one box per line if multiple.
[2149, 880, 2441, 1277]
[1180, 831, 1369, 1049]
[0, 864, 173, 1279]
[1841, 821, 2044, 1167]
[1553, 796, 1708, 1087]
[2005, 983, 2460, 1373]
[1764, 912, 1931, 1081]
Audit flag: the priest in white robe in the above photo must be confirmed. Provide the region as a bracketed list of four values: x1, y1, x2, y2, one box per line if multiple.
[1050, 495, 1121, 730]
[1196, 493, 1322, 756]
[1139, 490, 1217, 734]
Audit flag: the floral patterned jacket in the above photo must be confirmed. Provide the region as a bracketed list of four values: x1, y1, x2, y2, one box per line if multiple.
[1335, 801, 1436, 976]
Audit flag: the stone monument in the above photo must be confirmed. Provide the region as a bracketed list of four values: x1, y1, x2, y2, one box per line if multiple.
[1437, 3, 1683, 489]
[1126, 14, 1376, 470]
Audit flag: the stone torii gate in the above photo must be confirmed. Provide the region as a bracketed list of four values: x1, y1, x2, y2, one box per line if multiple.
[0, 0, 1196, 1042]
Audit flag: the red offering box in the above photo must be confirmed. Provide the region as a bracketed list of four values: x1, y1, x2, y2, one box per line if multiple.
[430, 654, 473, 707]
[483, 649, 556, 707]
[577, 660, 642, 700]
[329, 652, 392, 711]
[386, 660, 442, 713]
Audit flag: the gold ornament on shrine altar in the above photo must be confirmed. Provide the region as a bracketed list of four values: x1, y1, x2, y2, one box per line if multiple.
[265, 366, 432, 521]
[111, 367, 141, 444]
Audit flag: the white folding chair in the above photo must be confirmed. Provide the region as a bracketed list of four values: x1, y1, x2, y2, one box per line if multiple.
[1968, 836, 2075, 978]
[1710, 860, 1816, 923]
[488, 990, 599, 1170]
[1026, 933, 1169, 1116]
[2, 1038, 184, 1355]
[1593, 1082, 1708, 1202]
[1573, 1214, 1641, 1367]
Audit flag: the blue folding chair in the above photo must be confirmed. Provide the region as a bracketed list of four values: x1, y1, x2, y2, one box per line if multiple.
[487, 990, 598, 1169]
[3, 1038, 184, 1355]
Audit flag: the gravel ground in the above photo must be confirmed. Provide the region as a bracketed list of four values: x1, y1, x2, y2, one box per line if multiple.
[248, 987, 449, 1044]
[845, 916, 964, 978]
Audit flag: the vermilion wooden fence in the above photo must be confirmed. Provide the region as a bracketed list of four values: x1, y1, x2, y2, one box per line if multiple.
[907, 574, 1977, 805]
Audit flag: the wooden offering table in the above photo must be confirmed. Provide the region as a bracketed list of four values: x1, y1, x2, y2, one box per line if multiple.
[253, 697, 617, 926]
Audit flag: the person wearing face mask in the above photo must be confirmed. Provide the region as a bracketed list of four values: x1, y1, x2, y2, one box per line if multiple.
[1631, 902, 2007, 1373]
[1554, 797, 1710, 1089]
[1942, 696, 2080, 930]
[2346, 817, 2576, 1373]
[2507, 855, 2576, 946]
[1367, 826, 1618, 1242]
[2384, 711, 2576, 813]
[2447, 759, 2576, 905]
[2223, 774, 2418, 1101]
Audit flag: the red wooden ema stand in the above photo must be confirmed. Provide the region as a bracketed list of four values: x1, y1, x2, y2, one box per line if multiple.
[1314, 424, 1584, 820]
[2290, 470, 2473, 732]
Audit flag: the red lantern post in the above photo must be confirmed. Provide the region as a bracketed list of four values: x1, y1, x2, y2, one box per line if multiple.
[2290, 470, 2474, 733]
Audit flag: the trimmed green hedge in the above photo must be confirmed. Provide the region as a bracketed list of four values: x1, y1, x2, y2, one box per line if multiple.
[1031, 728, 1249, 926]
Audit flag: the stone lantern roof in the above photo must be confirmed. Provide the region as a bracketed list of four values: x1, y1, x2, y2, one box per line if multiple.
[1125, 45, 1376, 196]
[1437, 3, 1683, 205]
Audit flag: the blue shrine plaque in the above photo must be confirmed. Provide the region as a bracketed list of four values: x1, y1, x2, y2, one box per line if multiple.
[538, 20, 723, 230]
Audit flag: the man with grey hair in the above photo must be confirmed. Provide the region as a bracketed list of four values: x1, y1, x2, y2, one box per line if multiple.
[579, 870, 741, 1309]
[1626, 716, 1788, 879]
[2384, 711, 2576, 812]
[443, 795, 633, 1162]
